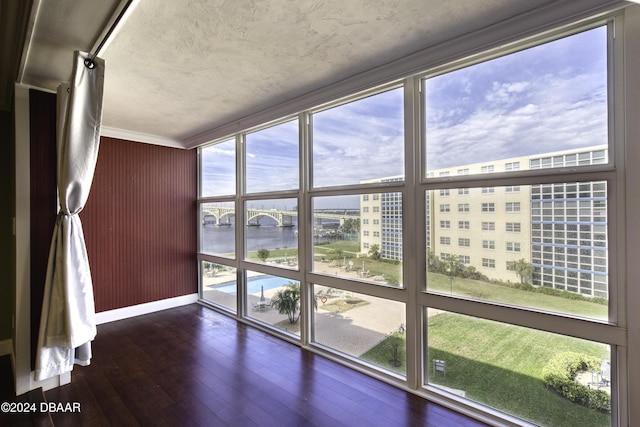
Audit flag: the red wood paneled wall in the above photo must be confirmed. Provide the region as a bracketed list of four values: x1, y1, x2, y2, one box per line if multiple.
[28, 88, 197, 329]
[82, 137, 198, 312]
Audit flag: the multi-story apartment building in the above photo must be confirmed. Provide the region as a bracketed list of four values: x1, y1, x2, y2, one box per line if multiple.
[427, 157, 532, 284]
[360, 177, 403, 261]
[528, 148, 608, 298]
[362, 145, 608, 298]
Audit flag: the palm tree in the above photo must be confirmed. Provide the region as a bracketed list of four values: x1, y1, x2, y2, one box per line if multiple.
[270, 283, 317, 324]
[368, 244, 381, 260]
[508, 258, 534, 284]
[427, 249, 439, 270]
[443, 254, 462, 277]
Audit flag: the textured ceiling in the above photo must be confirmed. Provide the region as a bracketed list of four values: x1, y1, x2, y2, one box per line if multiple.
[9, 0, 632, 147]
[102, 0, 560, 144]
[101, 0, 551, 143]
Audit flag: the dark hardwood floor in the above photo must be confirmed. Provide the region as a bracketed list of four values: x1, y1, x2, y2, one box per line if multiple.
[41, 304, 487, 426]
[0, 355, 53, 427]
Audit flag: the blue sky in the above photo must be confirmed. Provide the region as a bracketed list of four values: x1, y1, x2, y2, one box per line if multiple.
[425, 26, 607, 170]
[312, 88, 405, 187]
[202, 25, 607, 196]
[245, 120, 299, 193]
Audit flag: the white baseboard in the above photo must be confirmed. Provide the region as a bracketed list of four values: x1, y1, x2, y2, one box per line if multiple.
[96, 293, 199, 325]
[39, 371, 71, 392]
[0, 339, 12, 357]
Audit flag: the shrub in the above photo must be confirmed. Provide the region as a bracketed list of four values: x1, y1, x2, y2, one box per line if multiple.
[257, 248, 270, 262]
[542, 352, 611, 413]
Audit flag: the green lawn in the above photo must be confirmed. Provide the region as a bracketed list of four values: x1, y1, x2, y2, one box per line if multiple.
[362, 312, 610, 427]
[312, 241, 607, 320]
[312, 240, 361, 260]
[246, 247, 298, 263]
[427, 272, 607, 320]
[314, 239, 606, 319]
[313, 241, 403, 284]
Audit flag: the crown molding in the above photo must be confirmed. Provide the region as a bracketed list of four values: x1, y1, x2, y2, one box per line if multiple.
[101, 126, 186, 148]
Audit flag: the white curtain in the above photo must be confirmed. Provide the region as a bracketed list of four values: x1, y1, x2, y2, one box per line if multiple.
[35, 51, 105, 381]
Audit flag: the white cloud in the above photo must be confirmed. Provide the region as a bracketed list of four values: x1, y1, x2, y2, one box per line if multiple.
[308, 88, 405, 186]
[426, 58, 607, 171]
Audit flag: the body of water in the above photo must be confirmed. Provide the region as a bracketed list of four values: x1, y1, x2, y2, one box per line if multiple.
[201, 224, 299, 254]
[201, 217, 343, 255]
[212, 275, 296, 295]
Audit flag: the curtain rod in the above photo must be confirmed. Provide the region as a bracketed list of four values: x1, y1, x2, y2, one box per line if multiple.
[85, 0, 137, 69]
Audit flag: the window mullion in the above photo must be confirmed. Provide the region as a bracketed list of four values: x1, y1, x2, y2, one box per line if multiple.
[299, 111, 311, 346]
[403, 76, 422, 390]
[236, 134, 246, 318]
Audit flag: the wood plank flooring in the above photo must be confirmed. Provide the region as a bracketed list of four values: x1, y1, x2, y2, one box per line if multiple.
[42, 304, 488, 426]
[0, 355, 53, 427]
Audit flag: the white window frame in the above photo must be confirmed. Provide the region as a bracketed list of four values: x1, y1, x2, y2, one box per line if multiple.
[506, 202, 521, 212]
[482, 221, 495, 231]
[482, 202, 495, 212]
[482, 240, 496, 250]
[506, 222, 521, 232]
[505, 161, 520, 171]
[506, 242, 521, 252]
[482, 258, 496, 268]
[481, 165, 495, 173]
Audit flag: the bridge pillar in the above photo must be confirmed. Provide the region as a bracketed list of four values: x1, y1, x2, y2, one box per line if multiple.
[281, 215, 293, 227]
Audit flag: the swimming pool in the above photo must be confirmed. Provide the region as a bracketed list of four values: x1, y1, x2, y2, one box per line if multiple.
[211, 275, 296, 295]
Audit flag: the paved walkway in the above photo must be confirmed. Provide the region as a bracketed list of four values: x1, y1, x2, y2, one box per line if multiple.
[204, 282, 442, 360]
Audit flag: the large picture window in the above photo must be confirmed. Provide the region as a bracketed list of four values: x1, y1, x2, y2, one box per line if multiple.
[197, 17, 629, 427]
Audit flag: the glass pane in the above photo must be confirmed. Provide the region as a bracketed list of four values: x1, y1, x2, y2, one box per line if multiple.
[314, 285, 406, 375]
[201, 261, 237, 312]
[312, 194, 402, 287]
[245, 272, 300, 337]
[246, 119, 299, 193]
[200, 202, 235, 258]
[312, 88, 404, 188]
[426, 180, 608, 320]
[245, 199, 298, 267]
[426, 310, 611, 426]
[201, 139, 235, 196]
[425, 27, 607, 176]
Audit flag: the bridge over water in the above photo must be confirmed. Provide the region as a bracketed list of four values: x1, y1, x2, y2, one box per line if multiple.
[202, 207, 359, 227]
